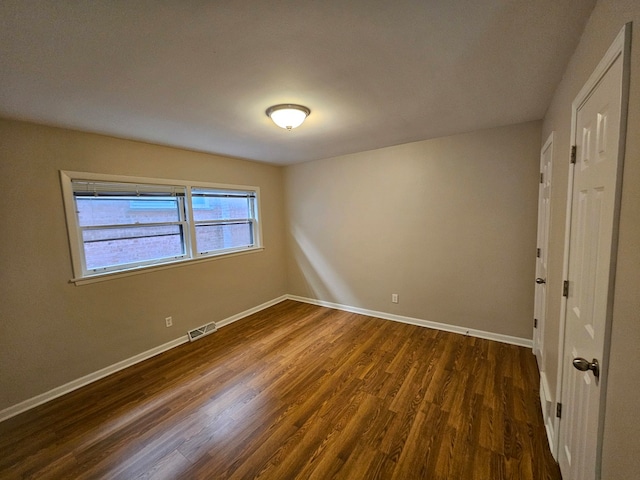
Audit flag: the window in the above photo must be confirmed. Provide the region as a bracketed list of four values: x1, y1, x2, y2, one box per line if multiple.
[60, 172, 262, 283]
[191, 188, 257, 255]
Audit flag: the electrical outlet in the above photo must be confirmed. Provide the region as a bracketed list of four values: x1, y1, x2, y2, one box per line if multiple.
[391, 293, 399, 303]
[165, 316, 173, 327]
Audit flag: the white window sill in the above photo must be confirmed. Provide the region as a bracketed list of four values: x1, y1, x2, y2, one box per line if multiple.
[70, 247, 264, 286]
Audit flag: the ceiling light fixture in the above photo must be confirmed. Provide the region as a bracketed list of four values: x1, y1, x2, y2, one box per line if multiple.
[266, 104, 310, 130]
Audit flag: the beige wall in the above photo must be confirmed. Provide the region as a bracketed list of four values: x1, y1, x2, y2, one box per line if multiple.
[541, 0, 640, 477]
[0, 119, 288, 411]
[285, 121, 541, 340]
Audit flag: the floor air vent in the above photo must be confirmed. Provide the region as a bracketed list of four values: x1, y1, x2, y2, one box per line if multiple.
[187, 322, 217, 342]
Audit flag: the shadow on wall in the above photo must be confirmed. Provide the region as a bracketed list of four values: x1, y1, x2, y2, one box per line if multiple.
[289, 224, 359, 307]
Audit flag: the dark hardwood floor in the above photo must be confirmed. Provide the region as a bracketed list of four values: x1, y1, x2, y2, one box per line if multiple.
[0, 300, 561, 479]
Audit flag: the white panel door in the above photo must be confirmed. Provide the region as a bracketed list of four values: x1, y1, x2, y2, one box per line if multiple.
[534, 133, 553, 366]
[558, 43, 625, 480]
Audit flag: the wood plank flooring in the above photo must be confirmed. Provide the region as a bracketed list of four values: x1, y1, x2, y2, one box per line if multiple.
[0, 300, 561, 479]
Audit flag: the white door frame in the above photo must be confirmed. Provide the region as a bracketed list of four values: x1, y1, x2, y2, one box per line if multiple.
[554, 23, 631, 475]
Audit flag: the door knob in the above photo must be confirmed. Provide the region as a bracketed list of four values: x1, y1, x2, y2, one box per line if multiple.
[535, 278, 546, 284]
[572, 357, 600, 379]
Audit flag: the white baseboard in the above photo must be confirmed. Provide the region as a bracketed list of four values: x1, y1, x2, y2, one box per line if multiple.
[0, 293, 530, 423]
[0, 295, 289, 424]
[0, 336, 188, 424]
[216, 295, 288, 328]
[286, 295, 533, 348]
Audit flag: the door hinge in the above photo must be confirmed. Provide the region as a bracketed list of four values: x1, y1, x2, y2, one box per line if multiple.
[540, 172, 544, 184]
[556, 402, 563, 419]
[563, 280, 569, 297]
[534, 318, 538, 329]
[536, 248, 541, 258]
[570, 145, 577, 164]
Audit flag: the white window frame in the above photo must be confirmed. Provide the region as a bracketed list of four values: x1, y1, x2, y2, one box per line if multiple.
[60, 171, 263, 285]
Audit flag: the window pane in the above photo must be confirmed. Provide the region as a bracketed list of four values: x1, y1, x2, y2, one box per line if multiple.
[82, 225, 184, 270]
[192, 196, 251, 222]
[76, 197, 181, 227]
[195, 223, 253, 253]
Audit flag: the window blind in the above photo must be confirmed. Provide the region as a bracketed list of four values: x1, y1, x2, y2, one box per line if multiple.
[72, 180, 185, 197]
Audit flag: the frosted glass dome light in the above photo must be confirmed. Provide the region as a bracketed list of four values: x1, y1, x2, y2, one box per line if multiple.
[266, 104, 310, 130]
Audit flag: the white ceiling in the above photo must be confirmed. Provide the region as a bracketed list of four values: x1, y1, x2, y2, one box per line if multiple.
[0, 0, 596, 165]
